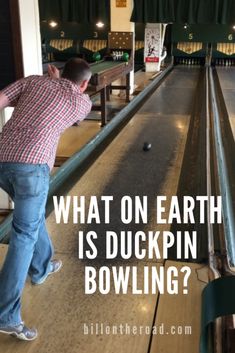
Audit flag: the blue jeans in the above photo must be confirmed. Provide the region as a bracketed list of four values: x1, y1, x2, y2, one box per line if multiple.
[0, 162, 53, 326]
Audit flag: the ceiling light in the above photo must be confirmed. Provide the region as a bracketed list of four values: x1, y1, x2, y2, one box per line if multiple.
[96, 21, 104, 28]
[49, 21, 58, 28]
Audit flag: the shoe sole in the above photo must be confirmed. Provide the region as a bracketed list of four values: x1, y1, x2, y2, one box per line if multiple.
[0, 328, 37, 341]
[31, 260, 62, 285]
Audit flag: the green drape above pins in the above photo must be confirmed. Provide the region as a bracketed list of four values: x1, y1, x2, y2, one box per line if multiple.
[130, 0, 235, 24]
[39, 0, 110, 23]
[39, 0, 235, 24]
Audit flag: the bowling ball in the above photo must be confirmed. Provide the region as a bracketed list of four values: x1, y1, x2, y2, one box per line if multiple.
[143, 142, 151, 151]
[122, 52, 129, 62]
[92, 52, 101, 62]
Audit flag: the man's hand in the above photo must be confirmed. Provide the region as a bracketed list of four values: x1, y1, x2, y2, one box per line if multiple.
[48, 64, 60, 79]
[0, 92, 10, 110]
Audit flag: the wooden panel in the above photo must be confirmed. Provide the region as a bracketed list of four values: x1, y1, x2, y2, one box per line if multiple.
[150, 261, 208, 353]
[116, 0, 127, 7]
[90, 61, 133, 90]
[108, 32, 133, 50]
[56, 122, 100, 158]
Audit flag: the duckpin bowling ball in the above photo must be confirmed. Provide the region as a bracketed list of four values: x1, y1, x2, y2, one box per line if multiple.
[122, 52, 129, 62]
[143, 142, 151, 151]
[93, 52, 101, 62]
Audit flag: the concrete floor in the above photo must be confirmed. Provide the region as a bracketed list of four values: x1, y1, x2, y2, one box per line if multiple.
[0, 67, 209, 353]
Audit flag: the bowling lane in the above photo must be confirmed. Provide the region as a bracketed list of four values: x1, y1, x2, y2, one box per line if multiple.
[46, 67, 201, 353]
[216, 67, 235, 140]
[0, 67, 202, 353]
[47, 67, 200, 256]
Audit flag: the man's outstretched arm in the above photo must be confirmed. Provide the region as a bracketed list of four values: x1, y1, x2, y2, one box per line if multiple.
[0, 65, 59, 111]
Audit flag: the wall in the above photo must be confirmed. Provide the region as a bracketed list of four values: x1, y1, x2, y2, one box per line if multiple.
[110, 0, 134, 92]
[172, 24, 235, 43]
[18, 0, 42, 75]
[110, 0, 134, 32]
[40, 21, 110, 41]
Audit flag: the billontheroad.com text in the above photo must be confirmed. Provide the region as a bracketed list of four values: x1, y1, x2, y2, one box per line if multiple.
[83, 323, 192, 336]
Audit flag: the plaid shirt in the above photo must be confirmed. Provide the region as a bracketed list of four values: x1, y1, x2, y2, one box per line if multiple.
[0, 75, 92, 170]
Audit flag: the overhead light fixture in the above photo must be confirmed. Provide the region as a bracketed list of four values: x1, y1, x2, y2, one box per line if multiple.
[183, 24, 188, 29]
[49, 20, 58, 28]
[233, 25, 235, 30]
[96, 21, 104, 28]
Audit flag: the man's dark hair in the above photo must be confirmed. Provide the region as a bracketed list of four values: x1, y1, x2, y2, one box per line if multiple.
[62, 58, 92, 84]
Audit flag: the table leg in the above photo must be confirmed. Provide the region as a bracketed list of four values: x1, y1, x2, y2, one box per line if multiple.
[106, 85, 110, 101]
[101, 88, 107, 127]
[126, 73, 130, 103]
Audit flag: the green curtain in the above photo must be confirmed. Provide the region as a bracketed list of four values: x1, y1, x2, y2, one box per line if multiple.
[130, 0, 235, 24]
[39, 0, 110, 23]
[130, 0, 175, 23]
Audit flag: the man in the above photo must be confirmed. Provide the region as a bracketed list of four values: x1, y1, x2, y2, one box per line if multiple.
[0, 58, 92, 340]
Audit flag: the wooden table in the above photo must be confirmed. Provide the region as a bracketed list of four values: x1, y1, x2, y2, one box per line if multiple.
[88, 59, 133, 126]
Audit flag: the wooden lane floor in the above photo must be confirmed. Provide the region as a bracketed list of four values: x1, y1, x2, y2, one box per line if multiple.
[0, 67, 205, 353]
[150, 261, 208, 353]
[0, 245, 163, 353]
[55, 120, 101, 166]
[0, 256, 208, 353]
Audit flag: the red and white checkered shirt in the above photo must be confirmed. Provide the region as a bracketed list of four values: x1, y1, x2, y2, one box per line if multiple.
[0, 75, 92, 170]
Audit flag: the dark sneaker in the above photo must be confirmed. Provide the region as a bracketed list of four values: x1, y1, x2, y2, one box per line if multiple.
[31, 259, 62, 285]
[0, 322, 37, 341]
